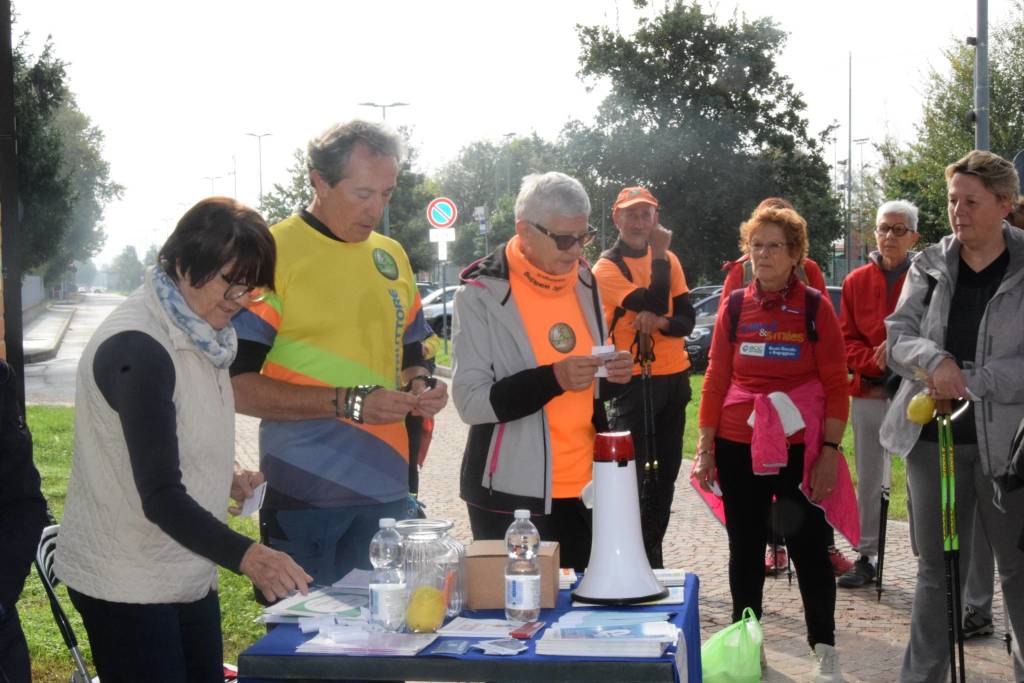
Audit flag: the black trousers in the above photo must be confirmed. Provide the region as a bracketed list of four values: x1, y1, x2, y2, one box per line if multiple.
[467, 499, 593, 571]
[608, 370, 691, 568]
[715, 438, 836, 648]
[0, 608, 30, 683]
[69, 587, 224, 683]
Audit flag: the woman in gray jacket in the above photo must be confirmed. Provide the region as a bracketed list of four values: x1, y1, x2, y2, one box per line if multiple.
[881, 150, 1024, 681]
[452, 172, 632, 571]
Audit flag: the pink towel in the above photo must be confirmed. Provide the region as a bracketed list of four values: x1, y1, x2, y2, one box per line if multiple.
[690, 378, 860, 547]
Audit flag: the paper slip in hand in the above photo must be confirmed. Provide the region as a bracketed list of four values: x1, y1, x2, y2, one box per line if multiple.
[240, 482, 267, 517]
[592, 344, 617, 378]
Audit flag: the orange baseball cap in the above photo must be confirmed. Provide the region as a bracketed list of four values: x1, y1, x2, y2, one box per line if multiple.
[613, 186, 659, 210]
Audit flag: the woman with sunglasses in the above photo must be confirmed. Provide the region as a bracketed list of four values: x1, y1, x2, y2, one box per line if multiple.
[451, 172, 633, 571]
[56, 198, 311, 682]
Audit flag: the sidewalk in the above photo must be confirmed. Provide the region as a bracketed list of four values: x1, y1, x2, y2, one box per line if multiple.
[234, 396, 1016, 682]
[22, 301, 76, 364]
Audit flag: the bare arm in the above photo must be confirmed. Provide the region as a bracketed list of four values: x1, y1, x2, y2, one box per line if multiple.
[231, 373, 419, 424]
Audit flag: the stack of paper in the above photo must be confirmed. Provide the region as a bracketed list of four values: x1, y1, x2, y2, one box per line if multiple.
[559, 568, 578, 589]
[296, 630, 437, 656]
[437, 617, 524, 638]
[652, 568, 687, 587]
[260, 587, 368, 625]
[535, 611, 678, 658]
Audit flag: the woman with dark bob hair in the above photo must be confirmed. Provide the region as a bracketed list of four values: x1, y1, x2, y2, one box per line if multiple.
[693, 204, 855, 681]
[56, 198, 312, 682]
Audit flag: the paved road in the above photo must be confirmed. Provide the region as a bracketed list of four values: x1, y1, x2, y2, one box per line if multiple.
[26, 297, 1017, 680]
[24, 293, 122, 404]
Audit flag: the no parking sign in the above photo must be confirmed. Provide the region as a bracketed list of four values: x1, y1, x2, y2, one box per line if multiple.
[426, 197, 457, 260]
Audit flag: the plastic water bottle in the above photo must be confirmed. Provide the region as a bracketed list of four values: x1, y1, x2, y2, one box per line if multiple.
[504, 509, 541, 621]
[369, 518, 406, 632]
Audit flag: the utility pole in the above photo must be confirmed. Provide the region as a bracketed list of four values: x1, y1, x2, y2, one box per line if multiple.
[358, 102, 410, 237]
[846, 52, 853, 279]
[0, 0, 25, 409]
[245, 132, 272, 205]
[203, 175, 224, 195]
[969, 0, 990, 150]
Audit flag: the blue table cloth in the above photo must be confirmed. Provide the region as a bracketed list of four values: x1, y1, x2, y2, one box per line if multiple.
[239, 572, 701, 682]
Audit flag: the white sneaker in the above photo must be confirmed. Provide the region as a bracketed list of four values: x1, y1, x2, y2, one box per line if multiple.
[812, 643, 844, 682]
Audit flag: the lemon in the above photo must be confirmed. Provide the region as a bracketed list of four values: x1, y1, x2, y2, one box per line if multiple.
[405, 585, 446, 632]
[907, 391, 936, 425]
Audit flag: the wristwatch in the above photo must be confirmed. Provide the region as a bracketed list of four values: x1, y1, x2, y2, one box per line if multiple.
[822, 440, 843, 453]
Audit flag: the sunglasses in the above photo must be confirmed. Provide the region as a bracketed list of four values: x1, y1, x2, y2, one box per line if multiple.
[529, 222, 597, 251]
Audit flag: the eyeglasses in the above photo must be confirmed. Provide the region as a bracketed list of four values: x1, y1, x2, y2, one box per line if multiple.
[875, 223, 911, 237]
[529, 222, 597, 251]
[220, 272, 257, 301]
[749, 241, 789, 255]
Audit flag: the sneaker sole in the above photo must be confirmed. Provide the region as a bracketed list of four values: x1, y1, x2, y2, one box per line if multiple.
[963, 625, 995, 639]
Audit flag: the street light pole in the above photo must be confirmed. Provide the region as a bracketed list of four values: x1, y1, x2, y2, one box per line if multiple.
[358, 101, 410, 237]
[203, 175, 224, 195]
[245, 132, 272, 205]
[853, 137, 870, 262]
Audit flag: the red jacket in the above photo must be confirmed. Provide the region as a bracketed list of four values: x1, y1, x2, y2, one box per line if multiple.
[840, 254, 909, 398]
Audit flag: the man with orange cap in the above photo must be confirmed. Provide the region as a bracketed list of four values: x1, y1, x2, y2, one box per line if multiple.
[593, 187, 696, 568]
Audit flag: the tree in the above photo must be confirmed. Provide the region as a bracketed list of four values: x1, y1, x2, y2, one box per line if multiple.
[878, 3, 1024, 243]
[436, 134, 573, 265]
[259, 149, 313, 226]
[563, 1, 841, 282]
[143, 244, 159, 267]
[74, 260, 97, 288]
[13, 37, 73, 274]
[12, 32, 120, 284]
[110, 245, 144, 293]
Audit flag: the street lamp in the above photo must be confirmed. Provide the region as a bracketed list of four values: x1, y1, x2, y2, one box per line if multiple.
[202, 175, 224, 195]
[358, 101, 410, 121]
[358, 101, 410, 236]
[245, 132, 272, 205]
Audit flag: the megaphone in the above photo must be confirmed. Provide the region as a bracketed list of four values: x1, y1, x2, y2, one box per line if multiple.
[572, 431, 668, 605]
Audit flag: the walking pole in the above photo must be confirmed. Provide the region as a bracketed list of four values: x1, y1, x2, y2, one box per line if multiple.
[876, 459, 892, 601]
[936, 400, 966, 683]
[636, 331, 660, 565]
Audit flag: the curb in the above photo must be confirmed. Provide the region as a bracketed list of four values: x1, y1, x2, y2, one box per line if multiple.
[435, 364, 452, 379]
[24, 306, 76, 364]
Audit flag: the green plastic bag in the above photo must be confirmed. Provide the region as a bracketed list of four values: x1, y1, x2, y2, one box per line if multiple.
[701, 607, 763, 683]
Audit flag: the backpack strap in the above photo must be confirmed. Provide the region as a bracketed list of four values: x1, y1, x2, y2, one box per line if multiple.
[600, 246, 634, 342]
[727, 289, 745, 343]
[804, 287, 821, 343]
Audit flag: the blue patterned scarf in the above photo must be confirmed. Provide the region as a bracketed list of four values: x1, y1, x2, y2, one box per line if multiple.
[151, 268, 238, 369]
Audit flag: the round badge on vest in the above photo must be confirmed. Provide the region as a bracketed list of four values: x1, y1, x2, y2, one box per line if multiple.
[372, 248, 399, 280]
[548, 323, 576, 353]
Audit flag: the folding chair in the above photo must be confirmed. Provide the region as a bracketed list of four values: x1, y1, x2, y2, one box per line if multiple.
[34, 525, 94, 683]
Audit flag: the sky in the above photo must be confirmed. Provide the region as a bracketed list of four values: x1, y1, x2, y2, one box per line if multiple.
[14, 0, 1018, 266]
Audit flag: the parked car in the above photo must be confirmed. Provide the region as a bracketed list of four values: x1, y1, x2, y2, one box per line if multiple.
[685, 285, 842, 373]
[416, 281, 438, 299]
[687, 284, 722, 302]
[421, 285, 460, 336]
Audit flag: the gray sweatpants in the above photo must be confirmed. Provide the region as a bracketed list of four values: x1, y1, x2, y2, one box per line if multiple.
[900, 440, 1024, 682]
[852, 397, 891, 557]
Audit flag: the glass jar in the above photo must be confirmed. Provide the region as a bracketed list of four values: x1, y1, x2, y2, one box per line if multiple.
[395, 519, 466, 630]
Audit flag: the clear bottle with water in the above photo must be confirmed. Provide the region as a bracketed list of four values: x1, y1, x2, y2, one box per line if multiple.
[369, 517, 406, 632]
[504, 509, 541, 621]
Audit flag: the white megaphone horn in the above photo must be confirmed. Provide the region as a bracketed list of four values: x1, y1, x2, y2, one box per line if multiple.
[572, 431, 668, 605]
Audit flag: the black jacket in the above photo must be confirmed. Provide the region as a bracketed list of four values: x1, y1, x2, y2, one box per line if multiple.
[0, 361, 47, 619]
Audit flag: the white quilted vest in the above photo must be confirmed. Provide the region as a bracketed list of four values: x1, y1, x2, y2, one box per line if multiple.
[55, 272, 236, 603]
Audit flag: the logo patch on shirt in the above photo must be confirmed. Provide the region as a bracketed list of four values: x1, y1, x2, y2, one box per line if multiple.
[739, 342, 765, 357]
[549, 323, 577, 353]
[372, 248, 399, 280]
[765, 343, 801, 359]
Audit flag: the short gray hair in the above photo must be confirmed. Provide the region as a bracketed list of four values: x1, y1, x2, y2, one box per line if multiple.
[514, 172, 591, 225]
[307, 120, 404, 187]
[876, 199, 919, 232]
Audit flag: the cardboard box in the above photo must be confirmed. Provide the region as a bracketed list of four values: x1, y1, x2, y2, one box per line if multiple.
[465, 540, 560, 609]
